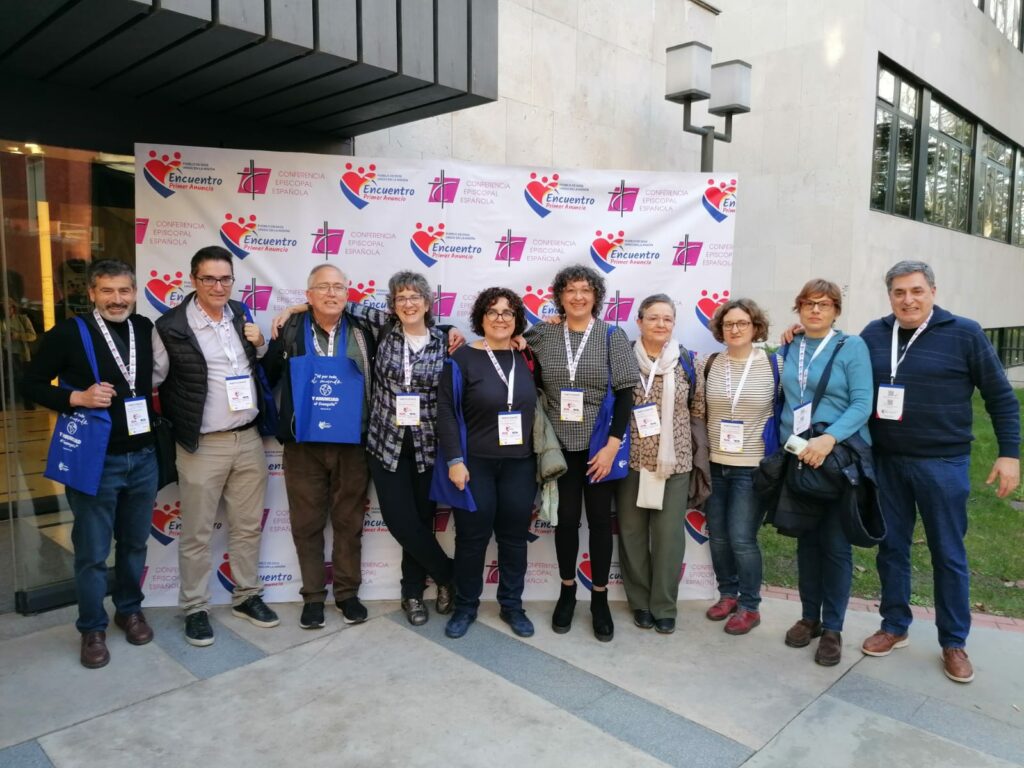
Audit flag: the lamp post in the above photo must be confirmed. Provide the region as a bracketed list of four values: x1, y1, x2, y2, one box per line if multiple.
[665, 42, 751, 172]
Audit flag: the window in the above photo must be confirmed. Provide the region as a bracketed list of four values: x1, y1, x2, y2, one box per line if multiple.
[973, 0, 1024, 51]
[976, 132, 1012, 240]
[924, 98, 973, 232]
[1014, 150, 1024, 245]
[871, 68, 919, 216]
[985, 326, 1024, 368]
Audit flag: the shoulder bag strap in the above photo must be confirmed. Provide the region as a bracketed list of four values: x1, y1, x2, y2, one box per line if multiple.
[74, 317, 102, 384]
[810, 335, 848, 415]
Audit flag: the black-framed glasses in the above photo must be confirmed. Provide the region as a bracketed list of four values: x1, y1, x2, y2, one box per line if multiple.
[485, 309, 515, 321]
[194, 275, 235, 287]
[722, 320, 752, 331]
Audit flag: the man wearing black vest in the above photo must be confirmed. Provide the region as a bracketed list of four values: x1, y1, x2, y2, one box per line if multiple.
[25, 260, 158, 668]
[153, 245, 278, 646]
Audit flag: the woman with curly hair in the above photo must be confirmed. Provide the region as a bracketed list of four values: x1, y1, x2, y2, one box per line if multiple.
[523, 264, 640, 641]
[436, 287, 539, 639]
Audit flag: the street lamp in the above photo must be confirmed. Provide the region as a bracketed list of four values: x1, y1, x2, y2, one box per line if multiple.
[665, 42, 751, 172]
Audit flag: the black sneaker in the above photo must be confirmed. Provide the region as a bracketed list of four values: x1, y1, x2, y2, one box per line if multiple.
[336, 596, 368, 624]
[231, 595, 280, 628]
[185, 611, 215, 647]
[299, 601, 325, 629]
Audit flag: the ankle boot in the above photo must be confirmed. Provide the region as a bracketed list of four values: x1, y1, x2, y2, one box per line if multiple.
[552, 582, 577, 634]
[590, 589, 614, 642]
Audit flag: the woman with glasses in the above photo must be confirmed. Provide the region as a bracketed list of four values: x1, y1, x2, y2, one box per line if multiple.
[614, 294, 704, 635]
[436, 288, 538, 639]
[777, 279, 872, 666]
[523, 264, 640, 642]
[703, 298, 781, 636]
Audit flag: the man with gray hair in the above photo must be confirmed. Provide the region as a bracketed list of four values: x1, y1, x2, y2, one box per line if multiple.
[858, 260, 1020, 683]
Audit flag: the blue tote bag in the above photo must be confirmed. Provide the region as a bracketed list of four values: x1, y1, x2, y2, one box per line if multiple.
[587, 326, 631, 484]
[430, 358, 478, 511]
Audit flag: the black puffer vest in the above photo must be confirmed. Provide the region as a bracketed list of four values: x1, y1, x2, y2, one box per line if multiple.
[155, 294, 258, 453]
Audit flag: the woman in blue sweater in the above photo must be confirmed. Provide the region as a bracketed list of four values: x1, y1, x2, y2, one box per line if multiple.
[778, 279, 873, 667]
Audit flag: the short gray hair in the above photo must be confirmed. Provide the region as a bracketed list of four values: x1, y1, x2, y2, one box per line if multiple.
[88, 259, 136, 288]
[637, 294, 675, 318]
[885, 260, 935, 291]
[387, 270, 435, 326]
[307, 263, 347, 289]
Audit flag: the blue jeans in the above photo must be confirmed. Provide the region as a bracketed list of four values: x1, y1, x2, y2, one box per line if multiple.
[65, 447, 158, 633]
[704, 463, 763, 611]
[796, 505, 852, 632]
[874, 454, 971, 648]
[452, 454, 536, 617]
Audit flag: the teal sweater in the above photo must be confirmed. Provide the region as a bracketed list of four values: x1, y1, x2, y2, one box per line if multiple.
[780, 331, 873, 445]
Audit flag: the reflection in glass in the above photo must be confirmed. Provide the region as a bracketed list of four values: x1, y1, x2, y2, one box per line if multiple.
[895, 116, 916, 216]
[871, 109, 893, 210]
[1015, 150, 1024, 246]
[877, 68, 896, 103]
[899, 82, 917, 115]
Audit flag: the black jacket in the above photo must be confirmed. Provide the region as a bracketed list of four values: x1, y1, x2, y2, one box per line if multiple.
[155, 294, 261, 453]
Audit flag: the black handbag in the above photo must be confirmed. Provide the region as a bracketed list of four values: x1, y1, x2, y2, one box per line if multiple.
[152, 414, 178, 490]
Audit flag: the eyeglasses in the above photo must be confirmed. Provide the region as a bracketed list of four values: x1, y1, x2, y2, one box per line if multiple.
[563, 288, 594, 298]
[394, 295, 424, 306]
[485, 309, 516, 321]
[722, 320, 751, 331]
[800, 300, 835, 311]
[194, 275, 235, 287]
[311, 283, 347, 295]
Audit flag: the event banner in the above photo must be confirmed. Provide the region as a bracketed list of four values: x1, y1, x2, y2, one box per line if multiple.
[134, 143, 737, 606]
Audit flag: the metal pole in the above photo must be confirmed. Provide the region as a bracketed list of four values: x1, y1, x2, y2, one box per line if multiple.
[701, 130, 715, 173]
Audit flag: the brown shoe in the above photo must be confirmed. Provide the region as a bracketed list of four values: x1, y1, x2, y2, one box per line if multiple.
[814, 630, 842, 666]
[785, 618, 823, 648]
[942, 647, 975, 683]
[706, 597, 739, 621]
[114, 612, 154, 646]
[80, 630, 110, 669]
[861, 629, 909, 657]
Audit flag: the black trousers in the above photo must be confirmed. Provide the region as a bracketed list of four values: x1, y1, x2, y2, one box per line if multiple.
[555, 450, 616, 587]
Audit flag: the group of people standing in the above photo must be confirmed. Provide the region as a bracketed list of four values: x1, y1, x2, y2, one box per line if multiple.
[26, 251, 1019, 687]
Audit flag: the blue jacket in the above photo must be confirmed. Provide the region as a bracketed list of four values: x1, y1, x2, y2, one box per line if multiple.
[860, 306, 1020, 459]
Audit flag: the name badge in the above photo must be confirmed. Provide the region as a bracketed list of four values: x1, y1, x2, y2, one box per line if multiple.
[876, 384, 905, 421]
[225, 375, 254, 411]
[633, 404, 661, 438]
[792, 402, 812, 435]
[396, 393, 421, 426]
[498, 411, 524, 446]
[124, 397, 151, 436]
[560, 389, 584, 422]
[719, 419, 744, 453]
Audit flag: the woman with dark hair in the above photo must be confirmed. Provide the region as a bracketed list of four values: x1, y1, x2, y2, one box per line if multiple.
[777, 279, 872, 666]
[523, 264, 640, 641]
[436, 287, 538, 639]
[703, 298, 781, 635]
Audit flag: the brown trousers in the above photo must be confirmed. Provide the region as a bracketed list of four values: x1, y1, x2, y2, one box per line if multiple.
[282, 442, 369, 603]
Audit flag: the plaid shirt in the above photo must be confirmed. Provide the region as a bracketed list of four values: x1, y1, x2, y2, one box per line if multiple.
[524, 320, 640, 452]
[366, 324, 448, 472]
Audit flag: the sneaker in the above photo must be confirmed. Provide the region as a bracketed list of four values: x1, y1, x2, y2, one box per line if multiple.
[942, 647, 975, 683]
[444, 611, 475, 639]
[232, 595, 280, 628]
[184, 611, 215, 647]
[814, 630, 842, 667]
[724, 609, 761, 636]
[861, 629, 909, 657]
[299, 601, 325, 629]
[785, 618, 823, 648]
[435, 584, 454, 615]
[336, 596, 368, 624]
[401, 598, 429, 626]
[654, 618, 676, 635]
[500, 609, 535, 638]
[633, 609, 655, 629]
[706, 596, 739, 621]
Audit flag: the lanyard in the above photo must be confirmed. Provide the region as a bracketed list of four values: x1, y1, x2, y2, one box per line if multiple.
[483, 342, 517, 411]
[196, 302, 241, 375]
[311, 316, 343, 357]
[639, 342, 667, 400]
[402, 335, 416, 388]
[723, 351, 755, 416]
[889, 310, 933, 384]
[797, 329, 835, 400]
[92, 309, 136, 396]
[563, 318, 595, 384]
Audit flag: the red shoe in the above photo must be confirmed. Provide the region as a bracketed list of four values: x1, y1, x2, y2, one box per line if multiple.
[724, 609, 761, 635]
[705, 597, 738, 621]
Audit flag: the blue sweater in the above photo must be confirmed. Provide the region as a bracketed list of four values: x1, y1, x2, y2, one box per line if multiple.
[780, 331, 873, 445]
[860, 306, 1020, 459]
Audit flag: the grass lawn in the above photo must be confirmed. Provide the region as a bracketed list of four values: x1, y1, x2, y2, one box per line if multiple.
[760, 390, 1024, 618]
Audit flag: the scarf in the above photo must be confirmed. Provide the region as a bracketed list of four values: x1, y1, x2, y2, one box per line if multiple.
[634, 339, 680, 478]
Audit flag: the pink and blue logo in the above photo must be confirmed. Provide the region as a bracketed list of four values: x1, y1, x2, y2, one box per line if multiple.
[590, 229, 625, 273]
[604, 296, 634, 323]
[135, 218, 149, 245]
[348, 279, 378, 305]
[495, 231, 528, 263]
[672, 239, 703, 267]
[429, 173, 460, 204]
[524, 172, 560, 218]
[433, 291, 457, 318]
[220, 213, 258, 259]
[522, 284, 558, 325]
[607, 182, 639, 214]
[695, 289, 730, 328]
[237, 160, 271, 197]
[684, 509, 709, 545]
[577, 553, 594, 591]
[144, 270, 187, 314]
[143, 150, 182, 198]
[311, 222, 345, 257]
[410, 222, 446, 267]
[239, 281, 272, 313]
[703, 177, 737, 222]
[216, 553, 237, 593]
[150, 501, 181, 546]
[340, 162, 377, 209]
